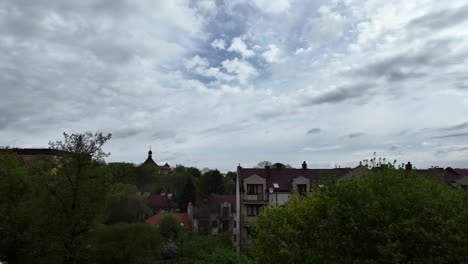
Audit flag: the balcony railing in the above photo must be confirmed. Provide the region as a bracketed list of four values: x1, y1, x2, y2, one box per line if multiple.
[243, 193, 268, 203]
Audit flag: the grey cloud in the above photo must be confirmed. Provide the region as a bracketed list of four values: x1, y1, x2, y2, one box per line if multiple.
[456, 83, 468, 90]
[432, 133, 468, 139]
[307, 128, 321, 134]
[440, 121, 468, 131]
[152, 130, 177, 140]
[113, 127, 144, 139]
[302, 83, 374, 105]
[355, 39, 455, 82]
[409, 4, 468, 30]
[346, 132, 365, 139]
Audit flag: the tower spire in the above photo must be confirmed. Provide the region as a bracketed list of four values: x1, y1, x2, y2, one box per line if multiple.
[148, 145, 153, 157]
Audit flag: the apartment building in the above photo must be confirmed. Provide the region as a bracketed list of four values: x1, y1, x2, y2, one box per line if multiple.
[235, 162, 353, 250]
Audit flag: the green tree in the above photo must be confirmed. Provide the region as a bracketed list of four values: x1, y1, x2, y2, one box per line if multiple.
[199, 169, 224, 200]
[107, 162, 137, 185]
[223, 172, 237, 194]
[0, 153, 29, 263]
[195, 248, 250, 264]
[89, 223, 160, 264]
[158, 213, 182, 241]
[176, 234, 233, 264]
[253, 169, 468, 264]
[178, 176, 196, 211]
[48, 132, 113, 264]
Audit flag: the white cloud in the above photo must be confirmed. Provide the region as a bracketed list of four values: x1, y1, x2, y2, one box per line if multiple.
[185, 55, 235, 82]
[222, 58, 258, 84]
[211, 38, 226, 50]
[252, 0, 291, 14]
[227, 36, 255, 58]
[262, 44, 282, 63]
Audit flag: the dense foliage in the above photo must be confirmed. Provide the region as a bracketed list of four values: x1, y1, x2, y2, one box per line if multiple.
[253, 168, 468, 264]
[0, 132, 241, 263]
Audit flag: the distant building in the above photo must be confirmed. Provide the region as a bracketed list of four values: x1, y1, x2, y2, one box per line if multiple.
[141, 148, 171, 174]
[191, 194, 237, 243]
[145, 194, 179, 214]
[0, 148, 65, 161]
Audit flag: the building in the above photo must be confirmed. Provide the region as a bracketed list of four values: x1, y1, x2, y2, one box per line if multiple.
[191, 194, 237, 243]
[235, 162, 353, 250]
[0, 148, 65, 161]
[141, 148, 171, 174]
[145, 194, 179, 214]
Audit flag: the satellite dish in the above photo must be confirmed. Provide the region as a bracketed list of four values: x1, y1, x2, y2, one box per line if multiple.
[269, 187, 274, 193]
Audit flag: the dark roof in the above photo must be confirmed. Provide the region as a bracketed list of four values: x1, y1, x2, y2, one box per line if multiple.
[415, 168, 463, 183]
[162, 163, 171, 168]
[454, 168, 468, 176]
[145, 195, 178, 209]
[142, 156, 158, 167]
[211, 194, 236, 212]
[0, 148, 65, 156]
[237, 166, 352, 191]
[0, 148, 68, 161]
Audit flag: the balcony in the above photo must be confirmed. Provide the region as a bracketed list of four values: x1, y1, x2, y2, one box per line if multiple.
[242, 193, 269, 204]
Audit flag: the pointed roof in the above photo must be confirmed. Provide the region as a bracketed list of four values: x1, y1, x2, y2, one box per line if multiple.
[142, 148, 158, 167]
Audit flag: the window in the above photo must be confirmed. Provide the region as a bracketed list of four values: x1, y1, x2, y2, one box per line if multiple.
[234, 220, 236, 228]
[223, 220, 229, 231]
[297, 184, 307, 195]
[247, 205, 262, 216]
[247, 184, 263, 195]
[234, 235, 237, 242]
[222, 206, 229, 217]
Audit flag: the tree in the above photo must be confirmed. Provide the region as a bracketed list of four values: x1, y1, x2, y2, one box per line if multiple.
[198, 169, 224, 200]
[89, 223, 160, 264]
[223, 172, 237, 194]
[252, 169, 468, 264]
[158, 213, 182, 241]
[178, 176, 196, 211]
[256, 161, 272, 168]
[47, 132, 113, 264]
[195, 248, 250, 264]
[176, 233, 233, 264]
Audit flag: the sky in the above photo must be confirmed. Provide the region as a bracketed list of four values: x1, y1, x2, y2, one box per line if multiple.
[2, 0, 468, 171]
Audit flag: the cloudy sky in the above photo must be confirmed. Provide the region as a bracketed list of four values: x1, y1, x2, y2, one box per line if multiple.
[2, 0, 468, 171]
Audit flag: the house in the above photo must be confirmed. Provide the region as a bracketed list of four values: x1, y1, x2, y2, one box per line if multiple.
[191, 194, 237, 241]
[145, 194, 179, 214]
[146, 212, 192, 231]
[235, 162, 353, 250]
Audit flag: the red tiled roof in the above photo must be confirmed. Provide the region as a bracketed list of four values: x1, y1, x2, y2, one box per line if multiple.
[237, 166, 352, 191]
[146, 212, 191, 230]
[146, 195, 178, 209]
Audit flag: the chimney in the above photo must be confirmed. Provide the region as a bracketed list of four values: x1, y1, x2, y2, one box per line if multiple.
[187, 202, 193, 224]
[302, 161, 307, 169]
[405, 162, 412, 171]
